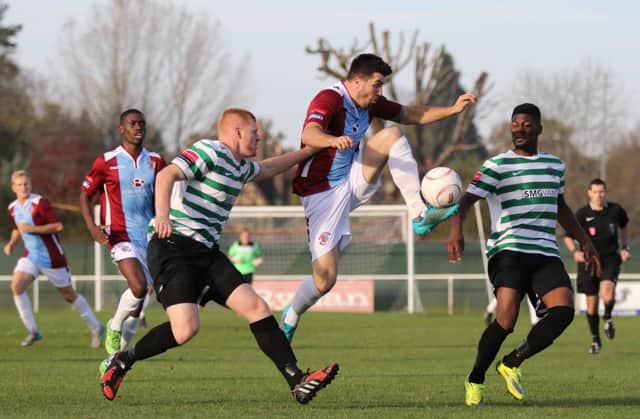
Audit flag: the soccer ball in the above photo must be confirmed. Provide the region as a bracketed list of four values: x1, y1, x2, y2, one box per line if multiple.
[421, 167, 462, 208]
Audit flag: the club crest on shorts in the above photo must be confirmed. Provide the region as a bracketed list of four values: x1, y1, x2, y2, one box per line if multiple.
[318, 231, 331, 246]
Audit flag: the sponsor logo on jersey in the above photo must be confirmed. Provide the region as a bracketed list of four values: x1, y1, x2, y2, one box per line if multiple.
[308, 112, 324, 122]
[471, 171, 482, 184]
[522, 189, 555, 198]
[132, 178, 145, 187]
[318, 231, 331, 246]
[181, 149, 199, 164]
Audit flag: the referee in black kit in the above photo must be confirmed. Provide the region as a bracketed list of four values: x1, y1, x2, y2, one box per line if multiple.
[564, 178, 631, 354]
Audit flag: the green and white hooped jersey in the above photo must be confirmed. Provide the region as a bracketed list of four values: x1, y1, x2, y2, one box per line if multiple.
[149, 139, 261, 248]
[467, 150, 565, 259]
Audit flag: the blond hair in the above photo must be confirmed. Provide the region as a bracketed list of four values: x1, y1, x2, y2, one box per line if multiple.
[11, 170, 31, 183]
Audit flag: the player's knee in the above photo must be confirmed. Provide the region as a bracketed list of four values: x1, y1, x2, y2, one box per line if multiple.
[314, 275, 336, 294]
[381, 125, 403, 141]
[313, 266, 337, 294]
[130, 283, 148, 299]
[10, 282, 23, 295]
[549, 306, 574, 329]
[251, 297, 272, 319]
[172, 323, 199, 345]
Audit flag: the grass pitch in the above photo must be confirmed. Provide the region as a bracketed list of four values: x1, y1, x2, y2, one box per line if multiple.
[1, 307, 639, 418]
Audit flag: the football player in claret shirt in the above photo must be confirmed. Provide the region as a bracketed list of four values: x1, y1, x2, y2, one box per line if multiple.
[4, 170, 104, 347]
[80, 109, 166, 359]
[564, 178, 631, 354]
[280, 53, 476, 342]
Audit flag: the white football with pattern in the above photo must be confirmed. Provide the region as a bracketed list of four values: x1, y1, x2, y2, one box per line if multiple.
[421, 167, 462, 208]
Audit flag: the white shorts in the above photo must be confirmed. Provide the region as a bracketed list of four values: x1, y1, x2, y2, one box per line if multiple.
[110, 241, 153, 286]
[302, 145, 381, 261]
[14, 257, 72, 288]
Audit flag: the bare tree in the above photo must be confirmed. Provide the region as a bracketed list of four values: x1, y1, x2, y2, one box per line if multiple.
[55, 0, 248, 155]
[306, 22, 489, 168]
[513, 60, 626, 178]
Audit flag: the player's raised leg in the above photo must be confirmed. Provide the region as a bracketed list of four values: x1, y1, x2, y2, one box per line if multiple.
[362, 126, 457, 235]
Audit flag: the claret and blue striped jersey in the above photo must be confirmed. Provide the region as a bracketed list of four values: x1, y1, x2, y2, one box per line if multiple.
[292, 82, 402, 196]
[81, 146, 166, 249]
[8, 194, 67, 268]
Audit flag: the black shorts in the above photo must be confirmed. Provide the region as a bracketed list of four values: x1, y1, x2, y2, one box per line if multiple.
[147, 234, 246, 309]
[577, 253, 621, 295]
[488, 250, 572, 298]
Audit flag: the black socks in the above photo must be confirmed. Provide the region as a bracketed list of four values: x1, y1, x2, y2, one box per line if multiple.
[250, 316, 304, 389]
[468, 321, 512, 384]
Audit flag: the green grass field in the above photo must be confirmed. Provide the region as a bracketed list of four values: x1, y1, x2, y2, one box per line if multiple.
[2, 307, 639, 418]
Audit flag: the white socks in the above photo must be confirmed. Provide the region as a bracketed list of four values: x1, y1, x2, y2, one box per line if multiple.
[388, 136, 425, 220]
[287, 277, 324, 325]
[13, 293, 38, 333]
[111, 288, 143, 332]
[120, 316, 141, 350]
[140, 292, 153, 318]
[72, 294, 101, 331]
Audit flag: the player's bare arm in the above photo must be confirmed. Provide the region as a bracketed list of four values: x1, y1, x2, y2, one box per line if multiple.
[17, 221, 63, 235]
[2, 228, 21, 255]
[79, 190, 109, 245]
[400, 93, 477, 125]
[447, 192, 482, 262]
[154, 164, 186, 239]
[301, 123, 353, 151]
[563, 235, 586, 263]
[557, 194, 601, 277]
[254, 146, 318, 181]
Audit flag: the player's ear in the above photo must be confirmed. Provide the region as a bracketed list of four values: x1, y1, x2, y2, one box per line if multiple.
[538, 122, 543, 135]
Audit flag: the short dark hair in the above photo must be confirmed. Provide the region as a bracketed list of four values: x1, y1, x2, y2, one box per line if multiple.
[119, 108, 144, 124]
[589, 178, 607, 190]
[346, 54, 392, 80]
[512, 103, 541, 123]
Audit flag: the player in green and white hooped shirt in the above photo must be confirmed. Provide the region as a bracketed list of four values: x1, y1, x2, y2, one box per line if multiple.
[447, 103, 601, 406]
[99, 109, 339, 404]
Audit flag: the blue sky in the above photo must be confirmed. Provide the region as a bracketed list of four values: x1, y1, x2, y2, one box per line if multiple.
[6, 0, 639, 148]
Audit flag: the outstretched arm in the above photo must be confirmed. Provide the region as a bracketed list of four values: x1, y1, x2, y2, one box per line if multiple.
[300, 123, 353, 151]
[558, 194, 601, 276]
[447, 192, 483, 262]
[253, 146, 318, 181]
[399, 93, 477, 125]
